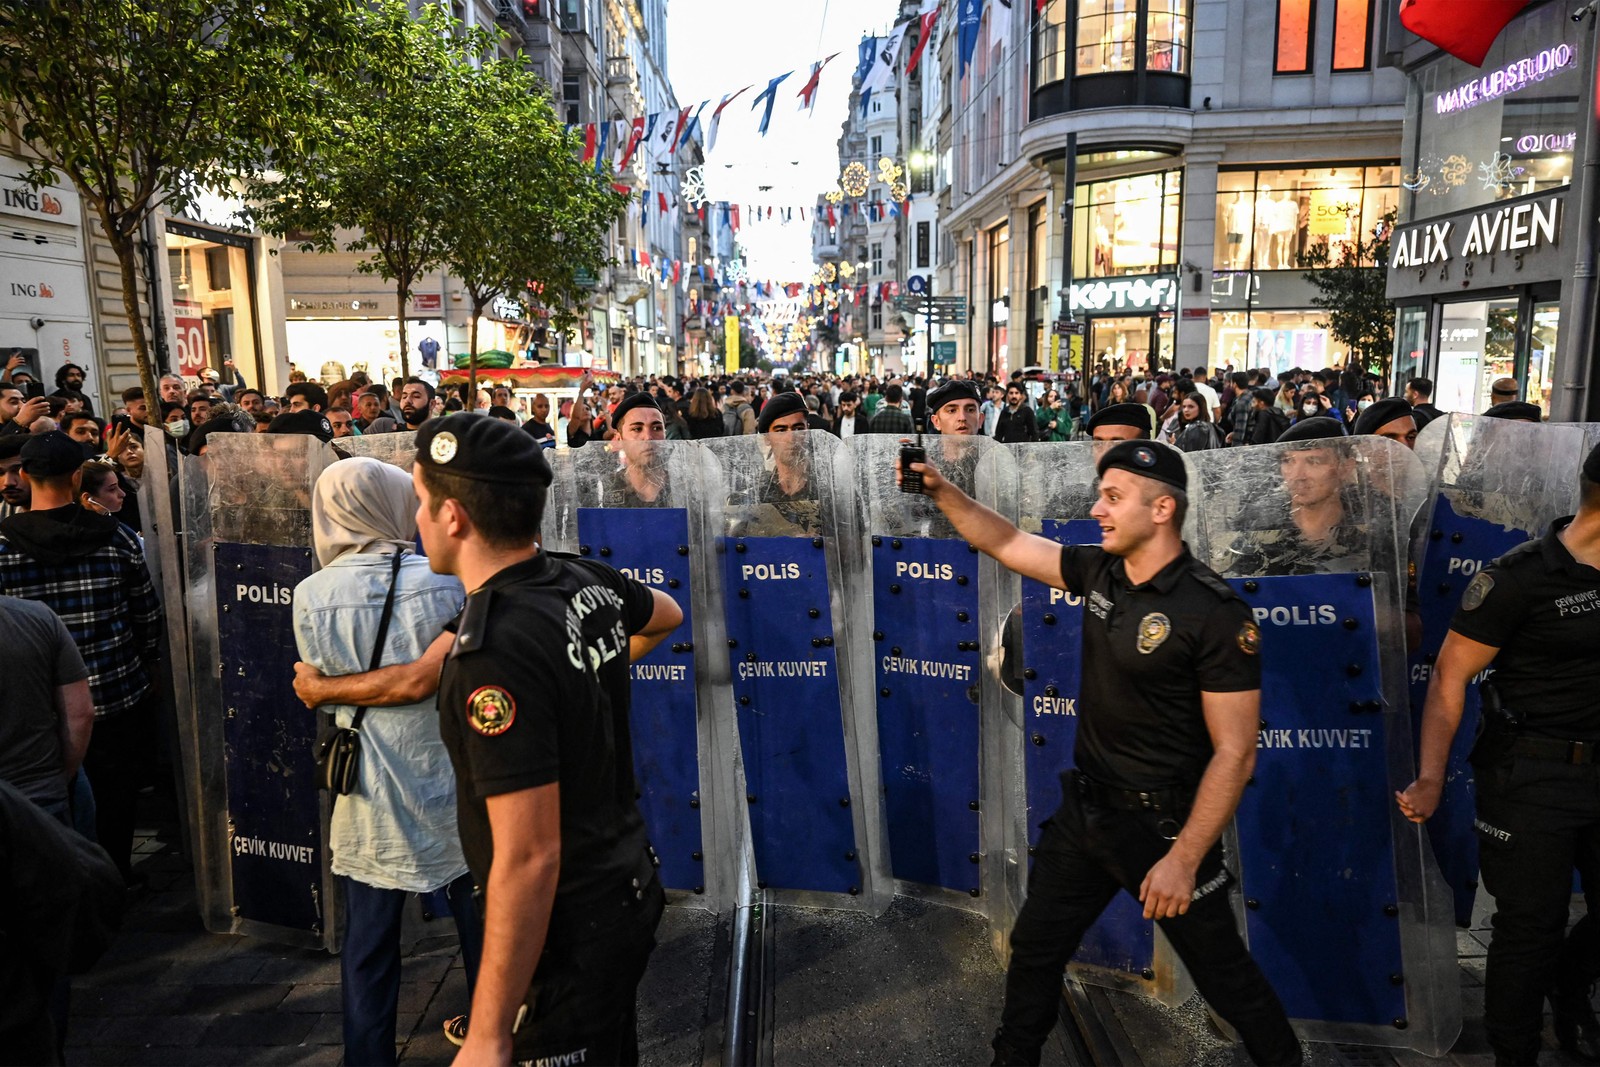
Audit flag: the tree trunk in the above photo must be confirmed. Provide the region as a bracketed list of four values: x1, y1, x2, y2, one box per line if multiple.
[107, 221, 159, 413]
[468, 297, 482, 409]
[394, 277, 412, 384]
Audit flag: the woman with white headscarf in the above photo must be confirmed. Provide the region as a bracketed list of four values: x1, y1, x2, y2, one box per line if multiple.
[292, 457, 480, 1067]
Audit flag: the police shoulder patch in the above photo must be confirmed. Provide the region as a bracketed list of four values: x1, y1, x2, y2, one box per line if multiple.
[1237, 620, 1261, 655]
[467, 685, 516, 736]
[1461, 572, 1494, 612]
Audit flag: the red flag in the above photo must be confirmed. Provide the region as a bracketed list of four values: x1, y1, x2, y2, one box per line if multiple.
[618, 116, 646, 169]
[796, 53, 838, 111]
[658, 191, 669, 213]
[581, 123, 597, 165]
[1399, 0, 1528, 66]
[669, 106, 693, 152]
[1034, 0, 1047, 11]
[641, 251, 652, 268]
[907, 7, 940, 75]
[672, 260, 682, 283]
[826, 204, 836, 226]
[731, 205, 741, 231]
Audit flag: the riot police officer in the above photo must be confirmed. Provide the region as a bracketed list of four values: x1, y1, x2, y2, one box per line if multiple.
[926, 379, 982, 436]
[412, 413, 684, 1067]
[1084, 402, 1155, 445]
[907, 439, 1301, 1067]
[1398, 441, 1600, 1066]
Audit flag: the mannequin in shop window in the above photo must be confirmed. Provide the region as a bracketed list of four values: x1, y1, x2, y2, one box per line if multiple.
[1268, 190, 1297, 269]
[1224, 193, 1252, 271]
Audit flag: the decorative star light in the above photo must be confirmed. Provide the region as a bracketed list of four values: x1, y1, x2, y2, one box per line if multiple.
[841, 161, 870, 198]
[1479, 152, 1522, 192]
[890, 181, 908, 202]
[838, 260, 855, 279]
[825, 188, 844, 204]
[876, 157, 903, 185]
[822, 262, 837, 282]
[682, 166, 709, 208]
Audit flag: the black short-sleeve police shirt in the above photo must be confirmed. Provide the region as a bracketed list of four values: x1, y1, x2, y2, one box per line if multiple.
[1059, 544, 1261, 790]
[1448, 518, 1600, 738]
[438, 551, 657, 925]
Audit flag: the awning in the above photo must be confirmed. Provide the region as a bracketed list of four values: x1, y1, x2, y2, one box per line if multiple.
[436, 366, 621, 389]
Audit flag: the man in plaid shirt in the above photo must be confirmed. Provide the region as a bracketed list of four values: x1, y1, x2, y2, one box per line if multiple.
[0, 432, 162, 883]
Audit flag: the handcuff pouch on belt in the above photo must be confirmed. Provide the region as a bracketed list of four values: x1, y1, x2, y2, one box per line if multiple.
[1469, 679, 1522, 771]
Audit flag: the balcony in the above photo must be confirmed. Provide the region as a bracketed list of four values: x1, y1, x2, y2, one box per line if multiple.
[494, 0, 528, 40]
[606, 54, 635, 87]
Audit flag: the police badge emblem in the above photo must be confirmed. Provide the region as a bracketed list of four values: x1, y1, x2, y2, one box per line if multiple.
[1461, 572, 1494, 612]
[1237, 621, 1261, 655]
[467, 686, 516, 736]
[430, 431, 459, 465]
[1136, 612, 1171, 654]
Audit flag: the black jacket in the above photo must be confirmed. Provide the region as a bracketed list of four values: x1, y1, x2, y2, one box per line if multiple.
[993, 404, 1041, 444]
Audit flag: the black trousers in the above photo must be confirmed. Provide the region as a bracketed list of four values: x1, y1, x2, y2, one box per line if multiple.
[996, 788, 1301, 1066]
[510, 876, 665, 1067]
[80, 694, 154, 882]
[1475, 755, 1600, 1066]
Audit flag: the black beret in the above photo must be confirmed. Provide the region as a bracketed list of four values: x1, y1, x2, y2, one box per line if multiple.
[416, 413, 552, 487]
[1086, 403, 1154, 438]
[1585, 440, 1600, 484]
[266, 410, 334, 443]
[611, 391, 663, 427]
[1352, 398, 1416, 437]
[1277, 415, 1347, 443]
[20, 431, 86, 477]
[1481, 401, 1542, 423]
[925, 379, 982, 416]
[756, 390, 807, 432]
[1095, 440, 1187, 492]
[0, 434, 26, 461]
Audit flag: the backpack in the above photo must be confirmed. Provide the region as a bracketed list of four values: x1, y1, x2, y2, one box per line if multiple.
[724, 402, 751, 436]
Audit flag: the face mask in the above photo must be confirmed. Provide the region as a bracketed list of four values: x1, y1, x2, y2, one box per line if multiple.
[1301, 405, 1318, 416]
[1357, 399, 1372, 411]
[166, 419, 190, 437]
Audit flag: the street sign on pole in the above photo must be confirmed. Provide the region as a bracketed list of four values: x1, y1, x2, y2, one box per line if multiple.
[931, 340, 956, 365]
[1053, 319, 1084, 337]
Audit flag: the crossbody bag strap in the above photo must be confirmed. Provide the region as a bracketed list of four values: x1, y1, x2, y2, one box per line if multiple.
[350, 550, 406, 732]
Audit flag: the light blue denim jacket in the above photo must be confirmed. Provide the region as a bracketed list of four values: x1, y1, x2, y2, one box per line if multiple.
[292, 552, 468, 892]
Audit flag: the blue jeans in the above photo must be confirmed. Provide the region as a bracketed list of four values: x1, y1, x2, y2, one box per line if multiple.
[339, 873, 481, 1067]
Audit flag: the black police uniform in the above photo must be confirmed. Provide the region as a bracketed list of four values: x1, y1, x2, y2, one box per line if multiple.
[1446, 517, 1600, 1065]
[418, 413, 666, 1066]
[995, 456, 1299, 1066]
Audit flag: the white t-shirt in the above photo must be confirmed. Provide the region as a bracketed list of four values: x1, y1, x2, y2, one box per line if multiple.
[838, 413, 858, 438]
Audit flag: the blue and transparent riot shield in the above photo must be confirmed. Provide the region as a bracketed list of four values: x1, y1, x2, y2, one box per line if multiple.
[166, 432, 338, 947]
[701, 432, 889, 911]
[1001, 441, 1192, 1002]
[1408, 414, 1592, 926]
[1189, 436, 1457, 1054]
[543, 439, 742, 912]
[848, 434, 1016, 912]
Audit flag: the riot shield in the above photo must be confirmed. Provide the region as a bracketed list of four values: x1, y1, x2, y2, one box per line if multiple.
[848, 434, 1015, 913]
[173, 432, 337, 948]
[701, 431, 889, 911]
[1000, 440, 1192, 1003]
[1188, 437, 1458, 1055]
[1408, 414, 1593, 927]
[337, 430, 417, 469]
[543, 439, 743, 913]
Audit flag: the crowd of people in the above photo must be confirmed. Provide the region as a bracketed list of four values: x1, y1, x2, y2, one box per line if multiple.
[0, 346, 1578, 1066]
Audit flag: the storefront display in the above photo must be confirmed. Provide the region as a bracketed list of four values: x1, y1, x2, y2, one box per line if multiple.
[1214, 165, 1398, 272]
[1073, 168, 1182, 280]
[1209, 309, 1335, 375]
[165, 221, 263, 385]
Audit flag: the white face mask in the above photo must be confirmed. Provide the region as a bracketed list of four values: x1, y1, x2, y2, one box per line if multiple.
[1357, 399, 1373, 411]
[1301, 405, 1318, 416]
[166, 419, 190, 437]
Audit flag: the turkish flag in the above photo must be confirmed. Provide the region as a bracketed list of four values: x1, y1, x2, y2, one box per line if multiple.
[1399, 0, 1529, 66]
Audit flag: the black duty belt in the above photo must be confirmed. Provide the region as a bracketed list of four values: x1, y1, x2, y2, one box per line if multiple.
[1512, 736, 1600, 765]
[1071, 770, 1192, 814]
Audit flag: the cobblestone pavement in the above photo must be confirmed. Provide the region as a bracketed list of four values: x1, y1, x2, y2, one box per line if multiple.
[61, 801, 1597, 1067]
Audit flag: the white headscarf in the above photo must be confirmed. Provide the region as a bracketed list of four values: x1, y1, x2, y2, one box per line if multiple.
[311, 457, 417, 567]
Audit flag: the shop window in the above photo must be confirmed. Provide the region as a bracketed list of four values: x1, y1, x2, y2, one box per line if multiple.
[1076, 0, 1139, 76]
[1331, 0, 1371, 71]
[1030, 0, 1188, 116]
[1213, 164, 1398, 272]
[1208, 309, 1342, 375]
[1274, 0, 1313, 75]
[988, 221, 1010, 375]
[1034, 1, 1069, 91]
[1146, 0, 1188, 74]
[1404, 1, 1580, 221]
[1072, 168, 1182, 280]
[1392, 305, 1428, 388]
[165, 223, 261, 385]
[916, 222, 931, 269]
[1026, 201, 1049, 367]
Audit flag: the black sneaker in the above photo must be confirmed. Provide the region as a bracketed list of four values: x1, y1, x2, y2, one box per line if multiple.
[1551, 982, 1600, 1063]
[443, 1015, 468, 1048]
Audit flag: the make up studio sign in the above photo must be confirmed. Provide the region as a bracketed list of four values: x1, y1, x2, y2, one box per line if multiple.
[1434, 44, 1575, 115]
[1386, 194, 1565, 299]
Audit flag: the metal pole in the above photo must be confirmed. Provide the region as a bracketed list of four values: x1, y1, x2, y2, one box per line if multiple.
[1058, 132, 1080, 405]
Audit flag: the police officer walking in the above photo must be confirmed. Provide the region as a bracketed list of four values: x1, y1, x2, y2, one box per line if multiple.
[906, 439, 1301, 1066]
[1398, 442, 1600, 1066]
[410, 413, 685, 1067]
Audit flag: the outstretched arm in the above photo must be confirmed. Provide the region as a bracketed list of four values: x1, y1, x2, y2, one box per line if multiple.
[907, 460, 1066, 588]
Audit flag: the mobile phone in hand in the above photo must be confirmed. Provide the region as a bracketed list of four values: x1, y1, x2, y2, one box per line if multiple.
[899, 444, 927, 494]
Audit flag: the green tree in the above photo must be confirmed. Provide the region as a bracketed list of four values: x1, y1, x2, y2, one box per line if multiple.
[1300, 210, 1397, 380]
[440, 61, 624, 400]
[0, 0, 363, 405]
[250, 1, 495, 381]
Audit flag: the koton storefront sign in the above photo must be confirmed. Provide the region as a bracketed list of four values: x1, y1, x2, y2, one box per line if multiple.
[1069, 274, 1178, 314]
[1386, 192, 1567, 300]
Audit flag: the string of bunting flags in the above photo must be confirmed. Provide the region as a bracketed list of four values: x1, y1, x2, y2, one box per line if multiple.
[610, 244, 907, 322]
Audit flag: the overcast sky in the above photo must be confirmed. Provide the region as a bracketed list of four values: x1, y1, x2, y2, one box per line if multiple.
[665, 0, 902, 280]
